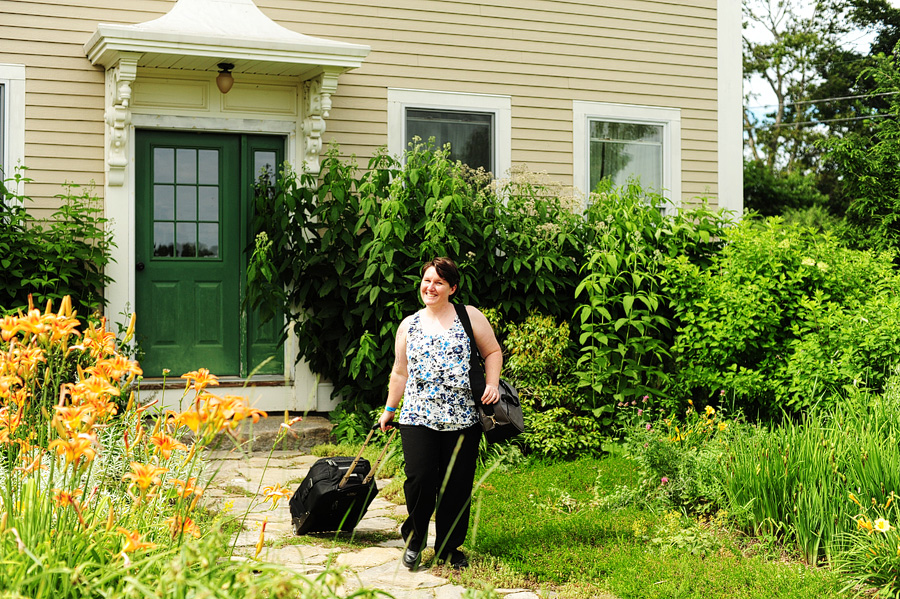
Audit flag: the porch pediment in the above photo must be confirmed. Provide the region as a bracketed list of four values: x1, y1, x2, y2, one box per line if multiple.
[83, 0, 370, 185]
[84, 0, 370, 76]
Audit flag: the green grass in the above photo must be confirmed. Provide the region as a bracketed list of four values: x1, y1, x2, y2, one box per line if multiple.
[469, 454, 843, 599]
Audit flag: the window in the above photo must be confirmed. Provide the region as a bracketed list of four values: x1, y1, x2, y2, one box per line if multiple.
[0, 64, 25, 179]
[388, 89, 511, 176]
[573, 101, 681, 202]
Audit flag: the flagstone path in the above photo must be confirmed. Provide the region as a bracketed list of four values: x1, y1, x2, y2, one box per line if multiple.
[204, 447, 551, 599]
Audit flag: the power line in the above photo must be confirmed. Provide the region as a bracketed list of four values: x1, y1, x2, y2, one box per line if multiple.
[744, 113, 894, 130]
[746, 91, 900, 110]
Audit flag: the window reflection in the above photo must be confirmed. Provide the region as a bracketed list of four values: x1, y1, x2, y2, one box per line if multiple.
[406, 109, 493, 173]
[151, 146, 220, 260]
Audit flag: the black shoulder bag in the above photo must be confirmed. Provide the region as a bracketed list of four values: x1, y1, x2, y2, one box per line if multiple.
[453, 303, 525, 444]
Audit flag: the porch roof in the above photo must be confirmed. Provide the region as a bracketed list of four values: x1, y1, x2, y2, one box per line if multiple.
[84, 0, 370, 76]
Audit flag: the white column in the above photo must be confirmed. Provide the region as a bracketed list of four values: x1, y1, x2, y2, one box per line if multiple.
[103, 53, 140, 322]
[717, 0, 744, 218]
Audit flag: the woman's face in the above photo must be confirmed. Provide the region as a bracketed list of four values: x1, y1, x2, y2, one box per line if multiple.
[420, 266, 456, 307]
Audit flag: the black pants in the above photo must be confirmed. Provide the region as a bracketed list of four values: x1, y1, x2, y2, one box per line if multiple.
[399, 423, 481, 558]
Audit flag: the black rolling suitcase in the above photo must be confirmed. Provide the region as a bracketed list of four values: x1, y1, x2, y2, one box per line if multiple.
[290, 424, 397, 535]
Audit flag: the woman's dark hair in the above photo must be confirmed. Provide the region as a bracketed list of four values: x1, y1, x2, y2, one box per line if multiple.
[421, 257, 460, 295]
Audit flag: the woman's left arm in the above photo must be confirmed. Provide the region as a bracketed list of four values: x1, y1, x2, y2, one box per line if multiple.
[466, 306, 503, 405]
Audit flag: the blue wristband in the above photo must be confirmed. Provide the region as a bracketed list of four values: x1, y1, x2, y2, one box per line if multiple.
[384, 406, 397, 413]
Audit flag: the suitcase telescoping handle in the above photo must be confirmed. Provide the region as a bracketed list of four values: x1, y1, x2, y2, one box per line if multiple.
[338, 423, 398, 489]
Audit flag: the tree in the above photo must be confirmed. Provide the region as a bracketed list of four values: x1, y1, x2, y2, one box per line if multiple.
[809, 0, 900, 212]
[743, 0, 852, 172]
[822, 52, 900, 253]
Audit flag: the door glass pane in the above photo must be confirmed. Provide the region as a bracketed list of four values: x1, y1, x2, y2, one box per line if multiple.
[152, 147, 220, 260]
[199, 187, 218, 221]
[176, 186, 197, 220]
[153, 222, 174, 257]
[176, 148, 197, 184]
[406, 109, 493, 172]
[153, 148, 175, 183]
[254, 151, 277, 186]
[176, 222, 197, 257]
[198, 223, 218, 258]
[198, 149, 218, 185]
[153, 185, 175, 220]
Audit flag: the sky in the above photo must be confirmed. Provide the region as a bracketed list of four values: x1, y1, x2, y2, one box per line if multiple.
[743, 0, 894, 122]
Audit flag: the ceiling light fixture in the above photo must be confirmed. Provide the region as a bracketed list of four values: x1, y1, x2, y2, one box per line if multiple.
[216, 62, 234, 94]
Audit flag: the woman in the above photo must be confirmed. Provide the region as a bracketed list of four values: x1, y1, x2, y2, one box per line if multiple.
[378, 257, 502, 571]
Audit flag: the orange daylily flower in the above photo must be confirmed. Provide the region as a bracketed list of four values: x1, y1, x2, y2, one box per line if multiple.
[15, 451, 46, 474]
[88, 355, 143, 382]
[51, 488, 83, 508]
[73, 374, 120, 400]
[175, 409, 208, 434]
[261, 483, 291, 508]
[150, 433, 187, 460]
[0, 315, 19, 342]
[165, 515, 201, 539]
[122, 461, 168, 492]
[254, 517, 268, 558]
[0, 407, 22, 443]
[16, 309, 47, 337]
[78, 319, 117, 358]
[54, 404, 95, 433]
[223, 395, 267, 427]
[171, 477, 202, 500]
[48, 434, 97, 467]
[116, 527, 157, 553]
[181, 368, 219, 391]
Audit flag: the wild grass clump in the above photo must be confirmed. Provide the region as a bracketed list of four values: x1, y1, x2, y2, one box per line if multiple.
[721, 380, 900, 567]
[0, 296, 367, 598]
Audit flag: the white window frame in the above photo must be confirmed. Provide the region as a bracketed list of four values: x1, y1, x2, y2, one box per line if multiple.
[0, 64, 26, 180]
[387, 88, 511, 177]
[573, 100, 681, 205]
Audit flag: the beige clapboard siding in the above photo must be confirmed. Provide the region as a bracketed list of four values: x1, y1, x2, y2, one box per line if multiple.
[259, 0, 720, 199]
[0, 0, 114, 202]
[3, 0, 720, 205]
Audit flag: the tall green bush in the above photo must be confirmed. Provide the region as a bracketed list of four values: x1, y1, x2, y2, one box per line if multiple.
[0, 171, 114, 317]
[664, 217, 900, 416]
[574, 180, 730, 423]
[247, 143, 587, 410]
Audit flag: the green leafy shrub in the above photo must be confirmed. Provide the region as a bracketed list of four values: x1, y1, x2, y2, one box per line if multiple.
[574, 179, 730, 423]
[502, 313, 606, 458]
[248, 143, 589, 411]
[618, 401, 732, 513]
[0, 172, 114, 317]
[664, 217, 900, 416]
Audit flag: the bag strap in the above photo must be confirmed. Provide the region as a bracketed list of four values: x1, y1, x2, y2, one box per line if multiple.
[454, 302, 483, 365]
[453, 303, 493, 414]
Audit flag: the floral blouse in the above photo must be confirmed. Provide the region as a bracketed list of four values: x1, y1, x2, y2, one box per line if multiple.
[397, 311, 479, 431]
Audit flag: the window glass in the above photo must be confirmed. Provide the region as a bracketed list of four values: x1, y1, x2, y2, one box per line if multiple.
[152, 147, 220, 258]
[588, 120, 663, 193]
[406, 109, 493, 172]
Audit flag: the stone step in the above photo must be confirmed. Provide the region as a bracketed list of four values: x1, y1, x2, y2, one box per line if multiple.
[207, 413, 334, 453]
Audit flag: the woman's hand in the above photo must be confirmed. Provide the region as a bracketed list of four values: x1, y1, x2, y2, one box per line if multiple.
[378, 409, 395, 431]
[481, 383, 500, 405]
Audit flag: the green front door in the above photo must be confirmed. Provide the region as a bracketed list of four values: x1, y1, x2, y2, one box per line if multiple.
[135, 130, 284, 378]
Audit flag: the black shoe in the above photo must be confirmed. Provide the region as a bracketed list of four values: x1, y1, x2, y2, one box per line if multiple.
[437, 549, 469, 570]
[402, 548, 421, 570]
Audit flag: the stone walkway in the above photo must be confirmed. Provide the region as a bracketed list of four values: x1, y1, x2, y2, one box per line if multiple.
[203, 448, 547, 599]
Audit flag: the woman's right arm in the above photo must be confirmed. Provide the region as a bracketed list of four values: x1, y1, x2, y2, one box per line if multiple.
[378, 317, 411, 431]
